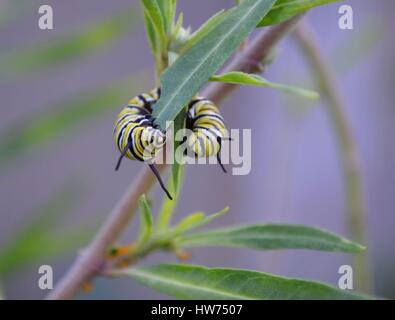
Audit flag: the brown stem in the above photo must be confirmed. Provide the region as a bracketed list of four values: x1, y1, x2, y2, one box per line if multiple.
[204, 14, 303, 102]
[294, 22, 372, 293]
[47, 15, 303, 300]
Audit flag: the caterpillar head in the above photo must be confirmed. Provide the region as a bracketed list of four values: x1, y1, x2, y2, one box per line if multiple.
[141, 127, 166, 160]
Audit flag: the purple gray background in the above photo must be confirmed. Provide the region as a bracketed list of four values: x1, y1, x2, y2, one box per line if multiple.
[0, 0, 394, 299]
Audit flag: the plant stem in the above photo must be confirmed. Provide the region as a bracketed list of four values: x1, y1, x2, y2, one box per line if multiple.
[47, 15, 303, 300]
[203, 15, 303, 102]
[294, 22, 372, 293]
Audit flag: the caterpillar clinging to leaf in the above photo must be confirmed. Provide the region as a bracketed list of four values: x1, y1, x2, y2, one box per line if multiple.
[114, 88, 229, 200]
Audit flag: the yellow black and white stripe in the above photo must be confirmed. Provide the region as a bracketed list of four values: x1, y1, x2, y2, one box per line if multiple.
[186, 97, 228, 172]
[114, 88, 164, 162]
[113, 88, 172, 199]
[114, 88, 228, 199]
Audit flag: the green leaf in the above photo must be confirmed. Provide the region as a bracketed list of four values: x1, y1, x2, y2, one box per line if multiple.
[0, 10, 137, 78]
[177, 224, 366, 253]
[182, 10, 228, 53]
[210, 71, 319, 99]
[157, 0, 177, 34]
[143, 11, 158, 54]
[170, 30, 192, 56]
[141, 0, 166, 46]
[258, 0, 341, 27]
[184, 207, 230, 232]
[0, 71, 151, 169]
[152, 0, 277, 129]
[168, 14, 190, 54]
[120, 263, 369, 299]
[138, 195, 154, 244]
[170, 212, 206, 236]
[173, 13, 184, 40]
[166, 207, 229, 238]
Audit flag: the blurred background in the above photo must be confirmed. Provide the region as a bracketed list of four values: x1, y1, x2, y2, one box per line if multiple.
[0, 0, 393, 299]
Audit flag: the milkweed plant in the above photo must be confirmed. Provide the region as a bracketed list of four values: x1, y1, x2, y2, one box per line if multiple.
[51, 0, 372, 300]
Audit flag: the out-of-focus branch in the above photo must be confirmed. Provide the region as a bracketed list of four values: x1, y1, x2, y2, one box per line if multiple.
[294, 22, 372, 293]
[204, 14, 303, 102]
[47, 14, 303, 300]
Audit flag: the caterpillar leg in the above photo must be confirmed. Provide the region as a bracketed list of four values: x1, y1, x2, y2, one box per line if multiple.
[217, 152, 227, 173]
[216, 136, 227, 173]
[115, 140, 134, 171]
[149, 164, 173, 200]
[116, 144, 172, 200]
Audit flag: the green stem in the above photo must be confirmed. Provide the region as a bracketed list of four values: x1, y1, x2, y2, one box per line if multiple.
[294, 22, 372, 293]
[106, 235, 177, 272]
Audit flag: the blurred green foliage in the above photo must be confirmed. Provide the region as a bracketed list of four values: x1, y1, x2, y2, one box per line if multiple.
[332, 19, 384, 72]
[0, 71, 151, 169]
[278, 18, 385, 116]
[0, 4, 153, 169]
[0, 8, 139, 78]
[0, 178, 97, 276]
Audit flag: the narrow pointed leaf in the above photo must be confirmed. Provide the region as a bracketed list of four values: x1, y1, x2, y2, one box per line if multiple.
[258, 0, 341, 27]
[157, 0, 177, 34]
[182, 10, 228, 53]
[177, 224, 365, 253]
[168, 207, 230, 238]
[152, 0, 277, 129]
[141, 0, 166, 45]
[143, 11, 158, 54]
[138, 195, 153, 244]
[170, 212, 206, 236]
[173, 13, 184, 40]
[210, 71, 319, 99]
[184, 207, 230, 232]
[120, 263, 369, 299]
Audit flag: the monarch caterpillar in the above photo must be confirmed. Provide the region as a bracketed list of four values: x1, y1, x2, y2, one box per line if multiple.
[114, 88, 228, 200]
[185, 97, 228, 173]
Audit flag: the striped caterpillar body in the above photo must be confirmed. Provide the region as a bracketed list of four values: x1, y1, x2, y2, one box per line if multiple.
[113, 88, 171, 199]
[186, 97, 228, 172]
[114, 88, 228, 200]
[114, 88, 164, 163]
